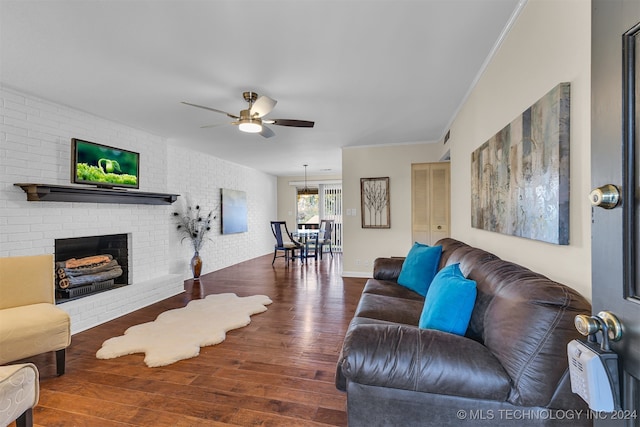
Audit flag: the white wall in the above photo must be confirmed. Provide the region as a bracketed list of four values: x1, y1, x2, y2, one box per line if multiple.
[448, 0, 591, 297]
[0, 86, 276, 333]
[341, 142, 445, 276]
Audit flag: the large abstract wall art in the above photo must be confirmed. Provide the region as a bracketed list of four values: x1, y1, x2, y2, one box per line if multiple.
[221, 188, 248, 234]
[471, 82, 570, 245]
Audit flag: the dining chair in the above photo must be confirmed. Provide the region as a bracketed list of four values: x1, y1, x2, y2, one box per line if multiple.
[270, 221, 303, 265]
[318, 219, 334, 259]
[303, 230, 319, 262]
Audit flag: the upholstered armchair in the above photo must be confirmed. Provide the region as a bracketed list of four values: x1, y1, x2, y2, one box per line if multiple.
[0, 363, 39, 427]
[0, 254, 71, 376]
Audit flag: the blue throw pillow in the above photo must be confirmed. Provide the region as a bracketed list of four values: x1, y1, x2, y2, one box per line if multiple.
[397, 243, 442, 296]
[419, 263, 477, 335]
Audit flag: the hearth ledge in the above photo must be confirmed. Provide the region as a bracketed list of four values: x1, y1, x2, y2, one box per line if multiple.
[58, 273, 184, 334]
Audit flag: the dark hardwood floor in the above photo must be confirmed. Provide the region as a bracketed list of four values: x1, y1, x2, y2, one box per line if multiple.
[14, 253, 365, 427]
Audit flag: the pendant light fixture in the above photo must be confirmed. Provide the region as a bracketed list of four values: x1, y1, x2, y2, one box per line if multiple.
[299, 164, 315, 195]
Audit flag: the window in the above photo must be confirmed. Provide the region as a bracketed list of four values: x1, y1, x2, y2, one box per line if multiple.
[297, 191, 319, 227]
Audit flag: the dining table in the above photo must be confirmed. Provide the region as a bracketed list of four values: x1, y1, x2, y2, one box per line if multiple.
[292, 229, 320, 262]
[292, 228, 319, 244]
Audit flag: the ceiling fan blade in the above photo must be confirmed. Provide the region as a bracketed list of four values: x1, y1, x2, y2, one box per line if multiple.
[260, 125, 275, 138]
[270, 119, 315, 128]
[200, 123, 227, 129]
[181, 101, 239, 119]
[250, 95, 277, 118]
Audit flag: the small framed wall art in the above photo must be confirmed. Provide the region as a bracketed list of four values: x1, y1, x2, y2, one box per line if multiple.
[360, 177, 390, 228]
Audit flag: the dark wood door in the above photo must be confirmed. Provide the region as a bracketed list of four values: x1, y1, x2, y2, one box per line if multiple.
[592, 0, 640, 424]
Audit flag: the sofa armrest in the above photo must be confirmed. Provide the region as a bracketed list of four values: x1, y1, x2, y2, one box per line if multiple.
[340, 324, 511, 401]
[372, 258, 404, 281]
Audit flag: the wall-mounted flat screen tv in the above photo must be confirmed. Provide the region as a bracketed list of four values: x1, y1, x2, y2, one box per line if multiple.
[71, 138, 140, 189]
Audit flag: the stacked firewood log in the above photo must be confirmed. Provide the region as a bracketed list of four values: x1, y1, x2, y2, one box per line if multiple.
[55, 254, 123, 289]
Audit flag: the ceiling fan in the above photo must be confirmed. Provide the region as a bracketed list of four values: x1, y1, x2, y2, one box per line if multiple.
[182, 91, 314, 138]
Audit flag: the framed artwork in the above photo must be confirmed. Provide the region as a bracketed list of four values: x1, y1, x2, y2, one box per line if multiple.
[221, 189, 248, 234]
[471, 82, 570, 245]
[361, 177, 390, 228]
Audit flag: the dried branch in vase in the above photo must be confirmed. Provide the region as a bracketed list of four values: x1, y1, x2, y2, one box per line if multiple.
[172, 198, 216, 253]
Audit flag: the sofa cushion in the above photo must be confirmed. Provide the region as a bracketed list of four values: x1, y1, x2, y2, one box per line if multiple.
[341, 324, 511, 401]
[419, 263, 477, 335]
[0, 303, 71, 364]
[363, 279, 425, 301]
[354, 293, 423, 326]
[397, 243, 442, 296]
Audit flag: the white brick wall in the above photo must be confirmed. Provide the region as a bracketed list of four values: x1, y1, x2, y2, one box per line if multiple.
[167, 145, 277, 276]
[1, 87, 276, 334]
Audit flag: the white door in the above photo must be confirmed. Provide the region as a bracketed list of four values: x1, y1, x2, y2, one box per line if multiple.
[411, 162, 450, 246]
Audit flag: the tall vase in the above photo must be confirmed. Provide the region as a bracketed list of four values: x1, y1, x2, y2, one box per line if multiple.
[191, 251, 202, 280]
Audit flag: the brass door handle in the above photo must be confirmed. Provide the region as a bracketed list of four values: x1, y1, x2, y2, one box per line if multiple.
[589, 184, 621, 209]
[575, 311, 623, 351]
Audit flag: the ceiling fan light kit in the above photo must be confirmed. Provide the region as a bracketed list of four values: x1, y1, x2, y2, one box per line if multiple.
[182, 91, 314, 138]
[238, 120, 262, 133]
[236, 109, 263, 133]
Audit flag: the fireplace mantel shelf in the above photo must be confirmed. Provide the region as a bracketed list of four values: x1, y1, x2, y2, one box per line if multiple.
[15, 183, 179, 205]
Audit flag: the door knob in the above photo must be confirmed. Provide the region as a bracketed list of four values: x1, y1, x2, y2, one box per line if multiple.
[574, 311, 623, 351]
[589, 184, 621, 209]
[574, 314, 601, 336]
[597, 311, 623, 341]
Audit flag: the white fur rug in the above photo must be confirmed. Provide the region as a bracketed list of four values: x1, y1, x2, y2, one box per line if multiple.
[96, 293, 272, 367]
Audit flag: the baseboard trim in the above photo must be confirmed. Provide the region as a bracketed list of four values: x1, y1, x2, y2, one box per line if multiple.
[341, 271, 372, 279]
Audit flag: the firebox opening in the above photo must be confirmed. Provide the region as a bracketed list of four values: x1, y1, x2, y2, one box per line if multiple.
[54, 233, 130, 303]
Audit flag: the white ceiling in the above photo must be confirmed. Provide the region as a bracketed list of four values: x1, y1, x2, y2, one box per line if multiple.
[1, 0, 522, 177]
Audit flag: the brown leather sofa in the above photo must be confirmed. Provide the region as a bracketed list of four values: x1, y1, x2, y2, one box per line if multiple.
[336, 238, 592, 426]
